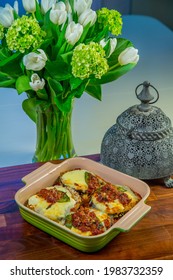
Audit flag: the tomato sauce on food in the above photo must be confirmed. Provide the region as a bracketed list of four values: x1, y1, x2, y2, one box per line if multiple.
[87, 173, 100, 195]
[96, 184, 131, 205]
[72, 207, 111, 235]
[38, 188, 65, 204]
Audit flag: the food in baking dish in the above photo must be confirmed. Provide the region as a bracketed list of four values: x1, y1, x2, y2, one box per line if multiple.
[92, 184, 140, 215]
[26, 168, 141, 236]
[65, 206, 112, 236]
[27, 185, 81, 222]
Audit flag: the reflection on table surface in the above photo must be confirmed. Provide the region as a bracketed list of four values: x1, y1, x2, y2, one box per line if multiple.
[0, 15, 173, 167]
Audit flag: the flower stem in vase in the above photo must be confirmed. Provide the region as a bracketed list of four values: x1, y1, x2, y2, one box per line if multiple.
[33, 104, 76, 162]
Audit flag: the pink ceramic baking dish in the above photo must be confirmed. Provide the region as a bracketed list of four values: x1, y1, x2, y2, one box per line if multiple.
[15, 157, 151, 252]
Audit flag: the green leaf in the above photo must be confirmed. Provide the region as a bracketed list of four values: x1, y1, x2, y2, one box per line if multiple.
[0, 49, 9, 61]
[85, 171, 91, 185]
[0, 79, 16, 87]
[16, 75, 31, 95]
[42, 10, 53, 38]
[0, 50, 23, 79]
[54, 23, 68, 51]
[0, 71, 15, 87]
[77, 22, 91, 44]
[47, 77, 73, 112]
[46, 58, 72, 81]
[85, 83, 102, 100]
[93, 26, 109, 43]
[47, 77, 63, 96]
[58, 41, 68, 55]
[36, 89, 49, 100]
[70, 76, 83, 91]
[55, 94, 74, 113]
[35, 0, 44, 22]
[40, 38, 53, 51]
[73, 80, 88, 98]
[0, 51, 21, 67]
[57, 191, 70, 202]
[61, 51, 73, 65]
[22, 98, 38, 123]
[65, 214, 72, 229]
[95, 63, 136, 84]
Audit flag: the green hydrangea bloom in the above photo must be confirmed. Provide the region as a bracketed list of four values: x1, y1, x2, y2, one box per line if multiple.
[97, 7, 122, 36]
[71, 42, 109, 80]
[0, 24, 4, 40]
[6, 16, 46, 53]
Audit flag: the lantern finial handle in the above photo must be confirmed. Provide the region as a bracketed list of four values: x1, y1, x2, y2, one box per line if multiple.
[135, 81, 159, 112]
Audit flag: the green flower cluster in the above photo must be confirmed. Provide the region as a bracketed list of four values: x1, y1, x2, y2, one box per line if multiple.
[6, 16, 46, 53]
[97, 7, 122, 36]
[0, 24, 4, 40]
[71, 42, 109, 80]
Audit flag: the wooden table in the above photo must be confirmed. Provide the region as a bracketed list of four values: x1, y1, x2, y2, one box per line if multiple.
[0, 154, 173, 260]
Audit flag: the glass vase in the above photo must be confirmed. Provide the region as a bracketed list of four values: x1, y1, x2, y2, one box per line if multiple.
[33, 103, 76, 162]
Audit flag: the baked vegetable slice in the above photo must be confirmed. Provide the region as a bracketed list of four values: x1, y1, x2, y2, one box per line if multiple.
[65, 206, 112, 236]
[91, 184, 141, 214]
[27, 185, 80, 221]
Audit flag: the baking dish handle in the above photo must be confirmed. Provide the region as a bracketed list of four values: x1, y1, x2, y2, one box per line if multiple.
[114, 203, 151, 232]
[22, 162, 58, 185]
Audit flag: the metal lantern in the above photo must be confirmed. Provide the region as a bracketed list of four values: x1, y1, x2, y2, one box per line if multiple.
[101, 81, 173, 187]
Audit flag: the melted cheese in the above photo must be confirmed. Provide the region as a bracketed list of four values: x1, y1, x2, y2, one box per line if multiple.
[93, 208, 109, 223]
[70, 227, 92, 236]
[117, 185, 140, 211]
[92, 196, 125, 214]
[27, 186, 76, 220]
[61, 169, 89, 192]
[45, 199, 75, 220]
[92, 185, 140, 214]
[28, 195, 49, 216]
[121, 185, 139, 202]
[70, 208, 110, 236]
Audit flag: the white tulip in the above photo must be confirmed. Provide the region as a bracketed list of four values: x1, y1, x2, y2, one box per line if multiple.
[78, 9, 97, 27]
[0, 4, 14, 28]
[118, 47, 139, 65]
[65, 1, 73, 23]
[74, 0, 92, 16]
[100, 39, 107, 48]
[41, 0, 56, 14]
[65, 21, 83, 45]
[65, 1, 72, 14]
[109, 38, 117, 56]
[22, 0, 37, 13]
[100, 38, 117, 57]
[13, 1, 19, 14]
[50, 2, 67, 25]
[29, 73, 45, 91]
[5, 1, 19, 15]
[23, 49, 48, 71]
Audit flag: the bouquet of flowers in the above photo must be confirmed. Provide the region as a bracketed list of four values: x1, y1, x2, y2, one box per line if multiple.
[0, 0, 139, 162]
